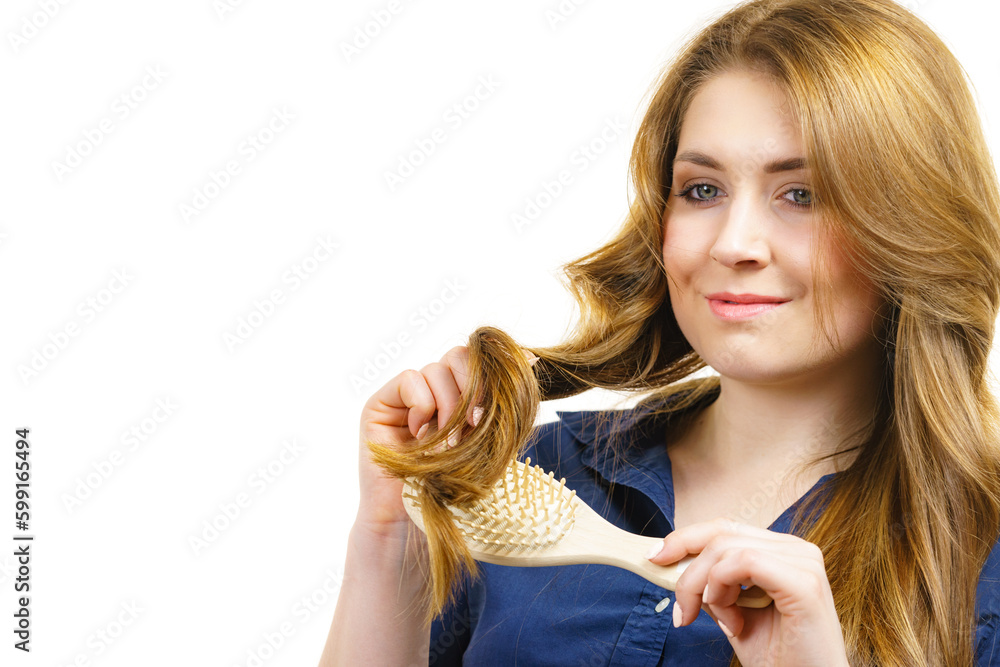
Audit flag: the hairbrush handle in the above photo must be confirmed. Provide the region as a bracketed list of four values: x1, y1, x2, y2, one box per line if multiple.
[550, 500, 772, 609]
[607, 531, 773, 609]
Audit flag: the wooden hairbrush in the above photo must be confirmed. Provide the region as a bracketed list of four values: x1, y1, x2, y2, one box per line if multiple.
[401, 458, 772, 608]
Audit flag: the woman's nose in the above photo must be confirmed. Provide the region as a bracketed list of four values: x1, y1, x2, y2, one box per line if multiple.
[708, 196, 771, 268]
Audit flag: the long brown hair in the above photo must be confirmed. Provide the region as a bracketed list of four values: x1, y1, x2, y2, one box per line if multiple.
[368, 0, 1000, 663]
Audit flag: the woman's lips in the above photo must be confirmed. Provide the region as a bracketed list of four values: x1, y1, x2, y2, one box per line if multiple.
[707, 298, 788, 320]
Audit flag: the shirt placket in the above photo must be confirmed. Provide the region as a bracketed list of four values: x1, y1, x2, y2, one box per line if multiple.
[608, 582, 674, 666]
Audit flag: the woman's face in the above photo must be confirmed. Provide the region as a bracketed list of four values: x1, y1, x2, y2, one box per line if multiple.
[662, 69, 884, 385]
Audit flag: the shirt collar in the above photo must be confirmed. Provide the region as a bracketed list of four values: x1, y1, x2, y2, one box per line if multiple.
[556, 401, 683, 524]
[554, 391, 841, 533]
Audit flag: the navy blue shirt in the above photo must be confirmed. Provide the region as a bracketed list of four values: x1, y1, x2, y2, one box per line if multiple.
[428, 400, 1000, 665]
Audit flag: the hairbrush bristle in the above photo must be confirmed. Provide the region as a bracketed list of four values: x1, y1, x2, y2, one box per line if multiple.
[404, 458, 577, 554]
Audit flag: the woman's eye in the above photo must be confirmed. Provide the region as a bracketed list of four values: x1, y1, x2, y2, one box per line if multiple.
[784, 188, 813, 207]
[674, 183, 722, 205]
[691, 184, 719, 200]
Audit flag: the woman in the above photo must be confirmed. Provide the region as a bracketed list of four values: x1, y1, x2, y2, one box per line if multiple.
[323, 0, 1000, 664]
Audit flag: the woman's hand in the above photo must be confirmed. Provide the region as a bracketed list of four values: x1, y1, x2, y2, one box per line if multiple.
[355, 344, 482, 535]
[325, 345, 496, 666]
[648, 518, 849, 667]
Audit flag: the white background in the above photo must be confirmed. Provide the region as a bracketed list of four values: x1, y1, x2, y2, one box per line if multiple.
[1, 0, 998, 665]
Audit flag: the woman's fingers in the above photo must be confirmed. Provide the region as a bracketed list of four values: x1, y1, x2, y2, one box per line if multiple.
[696, 601, 744, 640]
[418, 360, 465, 447]
[419, 344, 535, 436]
[363, 346, 472, 441]
[647, 521, 846, 663]
[364, 343, 534, 449]
[657, 518, 829, 629]
[364, 368, 436, 440]
[651, 517, 792, 564]
[702, 549, 827, 608]
[699, 551, 802, 636]
[437, 346, 482, 429]
[675, 546, 812, 628]
[701, 550, 826, 637]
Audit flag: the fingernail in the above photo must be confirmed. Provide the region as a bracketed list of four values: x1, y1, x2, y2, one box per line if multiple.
[645, 541, 663, 560]
[416, 423, 429, 439]
[447, 430, 459, 449]
[472, 406, 484, 427]
[718, 621, 735, 638]
[672, 600, 683, 628]
[525, 350, 540, 366]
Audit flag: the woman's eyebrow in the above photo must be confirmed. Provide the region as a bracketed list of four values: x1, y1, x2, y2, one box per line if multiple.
[673, 150, 808, 173]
